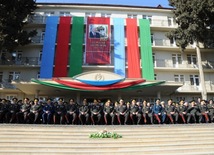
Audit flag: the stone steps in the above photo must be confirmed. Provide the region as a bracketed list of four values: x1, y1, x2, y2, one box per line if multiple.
[0, 124, 213, 155]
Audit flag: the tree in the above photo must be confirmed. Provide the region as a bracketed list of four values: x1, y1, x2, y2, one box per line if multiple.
[0, 0, 37, 53]
[167, 0, 214, 100]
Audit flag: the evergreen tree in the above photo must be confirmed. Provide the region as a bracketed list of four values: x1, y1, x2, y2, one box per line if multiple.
[0, 0, 37, 52]
[167, 0, 214, 100]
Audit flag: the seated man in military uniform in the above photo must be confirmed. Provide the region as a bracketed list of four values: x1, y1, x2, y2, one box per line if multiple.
[116, 99, 129, 125]
[79, 99, 90, 125]
[65, 98, 78, 125]
[53, 98, 66, 124]
[0, 99, 9, 123]
[142, 101, 153, 124]
[103, 99, 115, 125]
[90, 99, 102, 125]
[28, 98, 42, 124]
[42, 98, 54, 124]
[5, 98, 20, 123]
[16, 98, 31, 123]
[129, 99, 142, 125]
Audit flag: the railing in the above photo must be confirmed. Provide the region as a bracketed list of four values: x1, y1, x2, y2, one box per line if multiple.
[154, 59, 214, 70]
[0, 57, 40, 66]
[28, 15, 47, 24]
[150, 19, 177, 27]
[31, 36, 43, 44]
[0, 79, 16, 89]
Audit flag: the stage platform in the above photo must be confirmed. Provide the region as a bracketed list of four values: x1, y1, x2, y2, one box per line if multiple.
[0, 124, 214, 155]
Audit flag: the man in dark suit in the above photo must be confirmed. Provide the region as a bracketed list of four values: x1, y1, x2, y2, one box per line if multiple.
[89, 27, 100, 38]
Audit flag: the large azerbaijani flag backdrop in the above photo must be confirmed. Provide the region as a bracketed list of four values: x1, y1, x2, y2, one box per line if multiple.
[39, 16, 154, 80]
[85, 17, 111, 64]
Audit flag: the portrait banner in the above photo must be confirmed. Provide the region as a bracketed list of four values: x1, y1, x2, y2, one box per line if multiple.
[86, 17, 111, 64]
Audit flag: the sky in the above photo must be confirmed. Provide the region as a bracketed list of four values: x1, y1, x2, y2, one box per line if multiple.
[36, 0, 170, 8]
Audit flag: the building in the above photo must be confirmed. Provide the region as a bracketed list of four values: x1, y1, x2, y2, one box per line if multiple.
[0, 2, 214, 103]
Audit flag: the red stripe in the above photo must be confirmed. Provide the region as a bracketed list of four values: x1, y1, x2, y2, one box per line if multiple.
[53, 78, 145, 90]
[54, 17, 71, 77]
[126, 18, 141, 78]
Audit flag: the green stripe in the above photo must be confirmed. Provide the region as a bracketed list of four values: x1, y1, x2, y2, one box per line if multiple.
[139, 19, 154, 80]
[68, 17, 84, 77]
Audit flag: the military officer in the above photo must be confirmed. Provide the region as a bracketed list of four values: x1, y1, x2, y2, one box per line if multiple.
[65, 98, 78, 125]
[53, 98, 66, 124]
[142, 101, 153, 124]
[79, 99, 90, 125]
[116, 99, 129, 125]
[90, 99, 102, 125]
[207, 99, 214, 123]
[42, 98, 54, 124]
[16, 98, 31, 123]
[165, 99, 178, 124]
[0, 99, 9, 123]
[5, 98, 20, 123]
[28, 98, 42, 124]
[198, 100, 209, 123]
[129, 99, 141, 125]
[103, 100, 115, 125]
[177, 100, 188, 123]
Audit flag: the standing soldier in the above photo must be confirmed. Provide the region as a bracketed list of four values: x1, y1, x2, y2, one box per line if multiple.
[28, 98, 42, 124]
[5, 98, 20, 123]
[165, 99, 178, 124]
[65, 98, 78, 125]
[116, 99, 129, 125]
[53, 98, 66, 124]
[79, 99, 90, 125]
[103, 100, 115, 125]
[129, 99, 141, 125]
[16, 98, 31, 123]
[207, 99, 214, 123]
[177, 100, 188, 124]
[0, 99, 9, 123]
[142, 101, 153, 124]
[90, 99, 102, 125]
[42, 98, 54, 124]
[198, 100, 209, 123]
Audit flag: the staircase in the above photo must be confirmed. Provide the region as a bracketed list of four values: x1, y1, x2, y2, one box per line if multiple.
[0, 124, 214, 155]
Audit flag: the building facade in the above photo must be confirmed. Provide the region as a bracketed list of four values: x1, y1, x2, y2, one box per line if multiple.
[0, 3, 214, 103]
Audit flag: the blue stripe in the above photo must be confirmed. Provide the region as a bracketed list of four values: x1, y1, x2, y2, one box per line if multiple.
[113, 18, 126, 77]
[40, 16, 59, 79]
[77, 79, 124, 86]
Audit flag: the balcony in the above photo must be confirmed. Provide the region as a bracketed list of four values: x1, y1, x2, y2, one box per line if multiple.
[28, 15, 47, 24]
[0, 79, 16, 89]
[0, 57, 40, 66]
[151, 19, 177, 28]
[31, 36, 43, 44]
[154, 59, 198, 69]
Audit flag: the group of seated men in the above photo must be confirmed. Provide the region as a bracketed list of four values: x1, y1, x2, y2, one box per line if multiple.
[0, 97, 213, 125]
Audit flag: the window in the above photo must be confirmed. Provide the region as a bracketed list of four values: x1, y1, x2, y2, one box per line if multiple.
[143, 15, 152, 24]
[153, 53, 156, 67]
[59, 12, 71, 16]
[187, 54, 197, 65]
[44, 12, 54, 16]
[40, 31, 45, 42]
[101, 13, 111, 17]
[172, 54, 182, 66]
[37, 72, 40, 79]
[6, 95, 17, 101]
[170, 37, 176, 46]
[190, 75, 199, 86]
[167, 17, 173, 26]
[154, 74, 157, 80]
[151, 33, 154, 45]
[0, 72, 3, 82]
[127, 14, 137, 19]
[8, 72, 20, 82]
[85, 12, 96, 17]
[174, 75, 184, 82]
